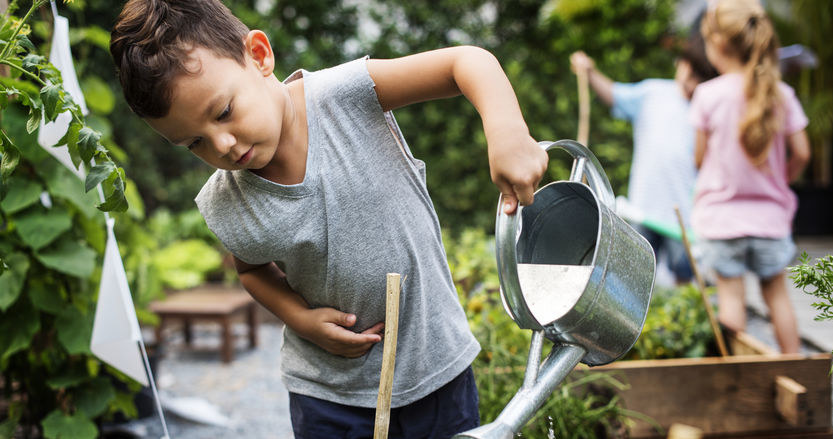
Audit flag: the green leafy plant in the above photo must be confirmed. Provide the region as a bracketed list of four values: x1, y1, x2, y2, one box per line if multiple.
[0, 0, 127, 212]
[625, 284, 718, 360]
[789, 252, 833, 366]
[0, 2, 135, 437]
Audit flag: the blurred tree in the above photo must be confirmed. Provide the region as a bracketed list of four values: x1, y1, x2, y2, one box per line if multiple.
[772, 0, 832, 187]
[72, 0, 680, 232]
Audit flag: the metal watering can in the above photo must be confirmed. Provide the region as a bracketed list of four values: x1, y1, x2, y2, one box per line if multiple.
[454, 140, 656, 439]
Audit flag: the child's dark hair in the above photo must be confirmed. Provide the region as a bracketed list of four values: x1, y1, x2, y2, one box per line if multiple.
[110, 0, 250, 118]
[679, 12, 718, 82]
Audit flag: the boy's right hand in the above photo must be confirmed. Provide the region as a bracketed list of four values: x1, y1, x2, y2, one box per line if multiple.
[297, 308, 384, 358]
[570, 51, 595, 74]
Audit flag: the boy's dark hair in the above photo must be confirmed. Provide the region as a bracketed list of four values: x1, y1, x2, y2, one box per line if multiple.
[679, 10, 718, 82]
[110, 0, 250, 118]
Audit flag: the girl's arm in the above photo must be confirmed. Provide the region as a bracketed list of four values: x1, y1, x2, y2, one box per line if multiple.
[366, 46, 548, 214]
[786, 129, 811, 183]
[234, 257, 383, 358]
[695, 129, 708, 169]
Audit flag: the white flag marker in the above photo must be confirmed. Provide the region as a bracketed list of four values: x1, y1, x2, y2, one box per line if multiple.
[36, 13, 88, 180]
[90, 218, 148, 386]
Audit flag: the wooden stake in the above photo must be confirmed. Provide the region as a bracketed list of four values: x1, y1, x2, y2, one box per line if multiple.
[374, 273, 401, 439]
[674, 207, 729, 357]
[576, 66, 590, 146]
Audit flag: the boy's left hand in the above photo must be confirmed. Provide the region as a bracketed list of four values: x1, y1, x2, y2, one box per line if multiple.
[488, 130, 548, 215]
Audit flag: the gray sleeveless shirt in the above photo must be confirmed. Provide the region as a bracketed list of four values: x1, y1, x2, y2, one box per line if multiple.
[195, 58, 480, 408]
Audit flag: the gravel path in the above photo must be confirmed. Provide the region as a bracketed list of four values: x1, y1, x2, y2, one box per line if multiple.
[106, 322, 294, 439]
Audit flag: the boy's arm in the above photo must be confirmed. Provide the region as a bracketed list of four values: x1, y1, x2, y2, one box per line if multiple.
[367, 46, 548, 214]
[694, 129, 708, 169]
[786, 129, 811, 182]
[569, 51, 614, 106]
[233, 257, 383, 358]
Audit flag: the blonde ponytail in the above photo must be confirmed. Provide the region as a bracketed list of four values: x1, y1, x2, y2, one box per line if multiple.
[705, 0, 782, 165]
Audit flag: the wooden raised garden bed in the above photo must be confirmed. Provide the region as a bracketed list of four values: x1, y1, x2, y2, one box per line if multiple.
[590, 331, 832, 438]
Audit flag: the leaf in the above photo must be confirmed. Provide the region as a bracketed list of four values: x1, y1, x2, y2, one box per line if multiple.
[76, 127, 100, 164]
[26, 105, 42, 134]
[40, 161, 99, 219]
[29, 276, 65, 314]
[0, 177, 42, 214]
[1, 140, 21, 180]
[15, 206, 73, 250]
[78, 26, 112, 51]
[55, 304, 93, 355]
[16, 34, 35, 52]
[81, 76, 115, 115]
[41, 410, 98, 439]
[0, 295, 40, 366]
[97, 173, 128, 212]
[35, 238, 97, 279]
[0, 253, 30, 312]
[41, 83, 63, 122]
[20, 53, 43, 74]
[74, 377, 116, 418]
[46, 368, 88, 389]
[84, 161, 114, 192]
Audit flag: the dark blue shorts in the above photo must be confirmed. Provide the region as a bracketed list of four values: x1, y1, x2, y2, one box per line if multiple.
[634, 224, 693, 282]
[289, 366, 479, 439]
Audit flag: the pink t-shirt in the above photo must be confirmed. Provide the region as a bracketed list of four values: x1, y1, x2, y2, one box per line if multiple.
[689, 73, 808, 240]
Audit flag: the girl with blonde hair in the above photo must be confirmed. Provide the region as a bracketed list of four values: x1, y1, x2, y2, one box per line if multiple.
[689, 0, 811, 353]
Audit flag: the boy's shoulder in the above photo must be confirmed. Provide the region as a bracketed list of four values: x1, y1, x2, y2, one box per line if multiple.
[297, 56, 381, 115]
[195, 169, 235, 212]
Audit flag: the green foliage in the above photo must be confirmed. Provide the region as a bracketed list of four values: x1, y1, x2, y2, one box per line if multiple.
[771, 2, 833, 186]
[0, 2, 136, 437]
[789, 253, 833, 322]
[789, 252, 833, 367]
[624, 284, 717, 360]
[0, 1, 127, 212]
[152, 239, 223, 290]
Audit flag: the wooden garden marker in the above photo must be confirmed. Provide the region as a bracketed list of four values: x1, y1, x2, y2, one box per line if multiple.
[374, 273, 401, 439]
[674, 207, 729, 357]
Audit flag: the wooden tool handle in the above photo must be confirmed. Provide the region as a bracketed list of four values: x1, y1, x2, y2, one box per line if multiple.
[674, 207, 729, 357]
[374, 273, 401, 439]
[577, 66, 591, 146]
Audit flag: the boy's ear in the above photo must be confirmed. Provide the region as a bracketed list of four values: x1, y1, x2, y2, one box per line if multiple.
[245, 30, 275, 76]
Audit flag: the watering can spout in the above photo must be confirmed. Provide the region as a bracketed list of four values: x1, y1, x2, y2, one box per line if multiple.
[452, 343, 586, 439]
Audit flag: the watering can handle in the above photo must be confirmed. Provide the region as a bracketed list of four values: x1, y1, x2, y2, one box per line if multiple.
[539, 140, 615, 209]
[495, 139, 615, 330]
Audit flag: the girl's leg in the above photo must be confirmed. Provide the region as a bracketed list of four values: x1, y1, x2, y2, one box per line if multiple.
[715, 274, 747, 333]
[760, 272, 800, 353]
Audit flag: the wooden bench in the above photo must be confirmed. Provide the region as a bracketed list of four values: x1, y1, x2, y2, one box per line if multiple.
[150, 285, 258, 363]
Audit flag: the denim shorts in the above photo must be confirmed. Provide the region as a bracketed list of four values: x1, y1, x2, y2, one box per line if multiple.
[289, 366, 479, 439]
[699, 236, 796, 279]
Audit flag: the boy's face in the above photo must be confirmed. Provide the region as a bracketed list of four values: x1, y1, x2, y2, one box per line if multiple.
[146, 36, 287, 172]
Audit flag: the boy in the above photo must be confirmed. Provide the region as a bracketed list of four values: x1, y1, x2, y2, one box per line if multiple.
[109, 0, 548, 437]
[569, 27, 717, 286]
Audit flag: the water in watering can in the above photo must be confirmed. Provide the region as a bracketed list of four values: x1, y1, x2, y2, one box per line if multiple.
[516, 263, 593, 327]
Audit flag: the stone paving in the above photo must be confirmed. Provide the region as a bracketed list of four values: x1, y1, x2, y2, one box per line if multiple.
[745, 235, 833, 353]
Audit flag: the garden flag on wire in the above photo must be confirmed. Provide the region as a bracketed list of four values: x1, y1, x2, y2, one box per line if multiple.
[36, 12, 87, 180]
[90, 218, 149, 386]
